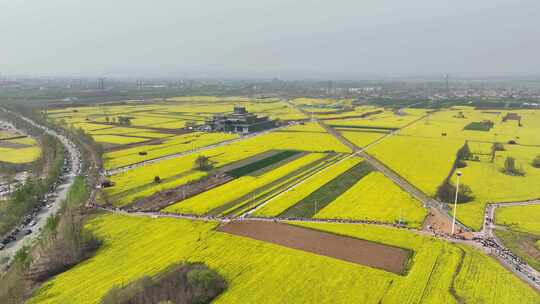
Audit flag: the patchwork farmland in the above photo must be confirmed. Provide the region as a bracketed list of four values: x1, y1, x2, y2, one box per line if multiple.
[13, 97, 540, 303]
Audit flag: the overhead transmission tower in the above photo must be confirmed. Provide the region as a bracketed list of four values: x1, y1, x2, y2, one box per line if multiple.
[98, 77, 106, 90]
[445, 74, 450, 98]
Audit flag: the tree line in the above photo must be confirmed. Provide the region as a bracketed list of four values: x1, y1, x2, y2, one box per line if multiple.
[437, 142, 474, 204]
[0, 177, 101, 304]
[0, 106, 102, 303]
[101, 263, 226, 304]
[0, 112, 65, 237]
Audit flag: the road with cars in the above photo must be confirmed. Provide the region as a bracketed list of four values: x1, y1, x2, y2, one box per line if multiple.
[286, 101, 540, 290]
[476, 199, 540, 288]
[0, 109, 82, 264]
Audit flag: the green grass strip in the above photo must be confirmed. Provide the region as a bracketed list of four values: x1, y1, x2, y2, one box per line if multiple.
[222, 154, 346, 217]
[225, 150, 301, 178]
[207, 153, 342, 216]
[279, 161, 373, 218]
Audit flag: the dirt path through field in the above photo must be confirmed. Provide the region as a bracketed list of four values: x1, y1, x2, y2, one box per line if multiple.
[219, 220, 411, 274]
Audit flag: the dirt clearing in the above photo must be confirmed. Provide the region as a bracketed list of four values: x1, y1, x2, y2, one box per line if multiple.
[219, 221, 411, 274]
[424, 207, 473, 239]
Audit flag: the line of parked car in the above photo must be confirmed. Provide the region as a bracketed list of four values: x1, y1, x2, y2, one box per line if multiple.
[0, 150, 77, 251]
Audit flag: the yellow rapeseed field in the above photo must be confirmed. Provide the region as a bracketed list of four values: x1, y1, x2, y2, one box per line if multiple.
[0, 131, 17, 139]
[0, 146, 41, 164]
[252, 157, 361, 217]
[314, 171, 428, 227]
[368, 135, 464, 197]
[370, 109, 540, 229]
[88, 126, 162, 135]
[71, 122, 112, 132]
[105, 122, 349, 206]
[164, 153, 326, 215]
[28, 214, 539, 304]
[49, 98, 308, 133]
[327, 109, 427, 129]
[455, 145, 540, 230]
[0, 135, 41, 164]
[92, 134, 150, 145]
[103, 132, 238, 169]
[339, 130, 388, 147]
[495, 204, 540, 236]
[297, 222, 538, 304]
[105, 154, 206, 206]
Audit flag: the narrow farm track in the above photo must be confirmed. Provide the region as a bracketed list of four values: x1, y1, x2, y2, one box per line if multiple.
[240, 153, 354, 217]
[97, 206, 453, 240]
[481, 199, 540, 238]
[96, 196, 540, 291]
[240, 101, 432, 219]
[283, 101, 540, 291]
[317, 115, 471, 232]
[321, 117, 540, 291]
[283, 101, 470, 230]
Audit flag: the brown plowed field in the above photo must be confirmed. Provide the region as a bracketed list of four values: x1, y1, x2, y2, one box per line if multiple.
[219, 221, 411, 274]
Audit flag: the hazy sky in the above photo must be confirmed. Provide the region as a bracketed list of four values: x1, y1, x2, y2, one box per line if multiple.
[2, 0, 540, 78]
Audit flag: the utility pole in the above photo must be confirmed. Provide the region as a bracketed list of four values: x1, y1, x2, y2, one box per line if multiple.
[451, 171, 462, 235]
[98, 77, 106, 90]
